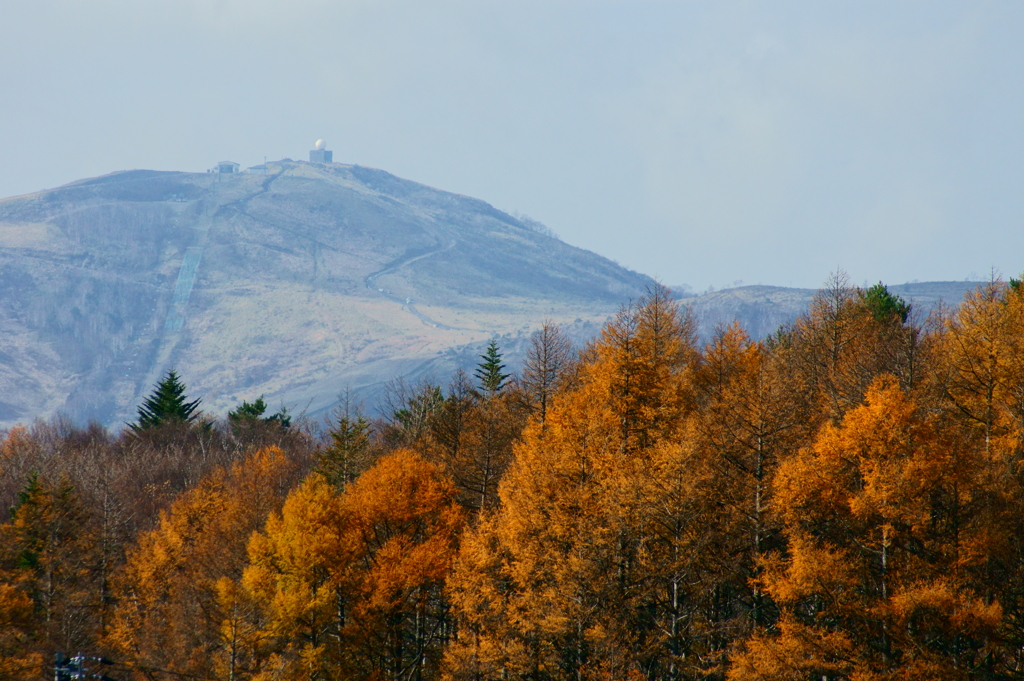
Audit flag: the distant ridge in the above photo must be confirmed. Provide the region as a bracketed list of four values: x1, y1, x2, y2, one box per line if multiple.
[675, 281, 983, 342]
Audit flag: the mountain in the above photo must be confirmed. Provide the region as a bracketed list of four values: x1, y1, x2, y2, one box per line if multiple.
[0, 160, 653, 428]
[676, 280, 982, 342]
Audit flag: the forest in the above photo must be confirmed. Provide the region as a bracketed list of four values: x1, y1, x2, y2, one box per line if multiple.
[2, 272, 1024, 681]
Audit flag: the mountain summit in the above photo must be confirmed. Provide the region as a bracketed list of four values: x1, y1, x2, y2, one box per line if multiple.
[0, 160, 653, 427]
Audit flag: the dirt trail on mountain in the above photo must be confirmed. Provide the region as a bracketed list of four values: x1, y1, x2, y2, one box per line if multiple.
[364, 240, 467, 330]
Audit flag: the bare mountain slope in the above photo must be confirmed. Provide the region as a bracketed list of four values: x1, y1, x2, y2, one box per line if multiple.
[0, 161, 652, 428]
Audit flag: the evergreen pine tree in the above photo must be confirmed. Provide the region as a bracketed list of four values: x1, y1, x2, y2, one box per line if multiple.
[317, 411, 371, 489]
[227, 395, 291, 428]
[131, 370, 201, 431]
[474, 339, 510, 394]
[861, 281, 911, 323]
[228, 396, 268, 421]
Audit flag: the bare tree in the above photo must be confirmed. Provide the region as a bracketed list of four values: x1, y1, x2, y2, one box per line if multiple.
[520, 320, 575, 427]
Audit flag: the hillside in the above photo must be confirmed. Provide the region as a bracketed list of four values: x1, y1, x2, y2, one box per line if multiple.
[0, 161, 653, 428]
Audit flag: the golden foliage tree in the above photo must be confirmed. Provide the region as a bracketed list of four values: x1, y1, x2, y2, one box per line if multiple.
[730, 377, 1001, 679]
[0, 581, 39, 680]
[0, 474, 98, 678]
[446, 286, 701, 681]
[934, 281, 1024, 459]
[244, 449, 465, 681]
[107, 446, 301, 680]
[932, 280, 1024, 672]
[788, 272, 921, 426]
[648, 322, 808, 675]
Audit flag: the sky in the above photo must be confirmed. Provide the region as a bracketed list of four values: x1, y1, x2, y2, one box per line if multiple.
[1, 1, 1022, 291]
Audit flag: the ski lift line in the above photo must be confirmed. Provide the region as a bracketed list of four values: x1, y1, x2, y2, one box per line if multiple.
[171, 248, 203, 305]
[164, 247, 204, 331]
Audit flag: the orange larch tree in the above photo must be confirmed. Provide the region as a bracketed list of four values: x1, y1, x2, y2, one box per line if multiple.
[0, 474, 99, 678]
[107, 446, 302, 681]
[660, 323, 806, 670]
[932, 280, 1024, 673]
[787, 273, 922, 427]
[244, 449, 464, 681]
[445, 285, 701, 681]
[339, 449, 465, 680]
[730, 376, 1001, 680]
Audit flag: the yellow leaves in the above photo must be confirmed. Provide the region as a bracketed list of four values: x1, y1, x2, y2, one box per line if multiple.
[584, 284, 696, 453]
[445, 291, 721, 681]
[772, 426, 848, 531]
[821, 376, 936, 526]
[775, 375, 945, 542]
[728, 615, 855, 681]
[249, 471, 340, 576]
[340, 449, 464, 612]
[213, 576, 268, 681]
[243, 449, 465, 680]
[0, 473, 100, 664]
[108, 445, 301, 679]
[938, 281, 1024, 458]
[243, 471, 341, 648]
[765, 533, 857, 608]
[449, 399, 622, 675]
[0, 581, 42, 680]
[885, 579, 1001, 637]
[0, 426, 37, 477]
[748, 371, 1013, 678]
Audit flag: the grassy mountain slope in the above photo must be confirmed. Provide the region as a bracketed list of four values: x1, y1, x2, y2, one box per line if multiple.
[0, 161, 652, 428]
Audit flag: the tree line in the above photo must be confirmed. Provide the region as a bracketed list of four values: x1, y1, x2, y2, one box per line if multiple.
[2, 273, 1024, 680]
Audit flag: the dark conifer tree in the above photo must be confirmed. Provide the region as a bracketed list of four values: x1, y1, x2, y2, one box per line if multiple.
[474, 339, 510, 394]
[227, 395, 290, 428]
[1010, 272, 1023, 293]
[861, 281, 911, 323]
[317, 396, 372, 489]
[131, 370, 201, 431]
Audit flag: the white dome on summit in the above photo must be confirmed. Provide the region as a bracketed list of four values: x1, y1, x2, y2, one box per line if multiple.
[315, 139, 326, 150]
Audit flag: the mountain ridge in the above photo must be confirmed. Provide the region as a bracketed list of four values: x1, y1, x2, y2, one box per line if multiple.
[0, 161, 988, 429]
[0, 160, 652, 428]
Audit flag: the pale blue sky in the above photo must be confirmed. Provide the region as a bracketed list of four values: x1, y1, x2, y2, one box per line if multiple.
[1, 1, 1021, 290]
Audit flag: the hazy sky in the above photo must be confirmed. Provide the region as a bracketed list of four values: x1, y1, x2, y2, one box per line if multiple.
[2, 1, 1022, 290]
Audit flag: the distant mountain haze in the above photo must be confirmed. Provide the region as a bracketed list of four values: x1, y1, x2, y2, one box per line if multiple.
[0, 161, 652, 428]
[0, 160, 984, 429]
[676, 281, 981, 341]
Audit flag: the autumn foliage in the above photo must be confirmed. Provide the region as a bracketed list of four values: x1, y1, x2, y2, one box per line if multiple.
[243, 449, 463, 681]
[3, 276, 1024, 681]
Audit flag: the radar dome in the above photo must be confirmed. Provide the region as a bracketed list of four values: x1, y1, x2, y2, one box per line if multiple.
[315, 139, 326, 150]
